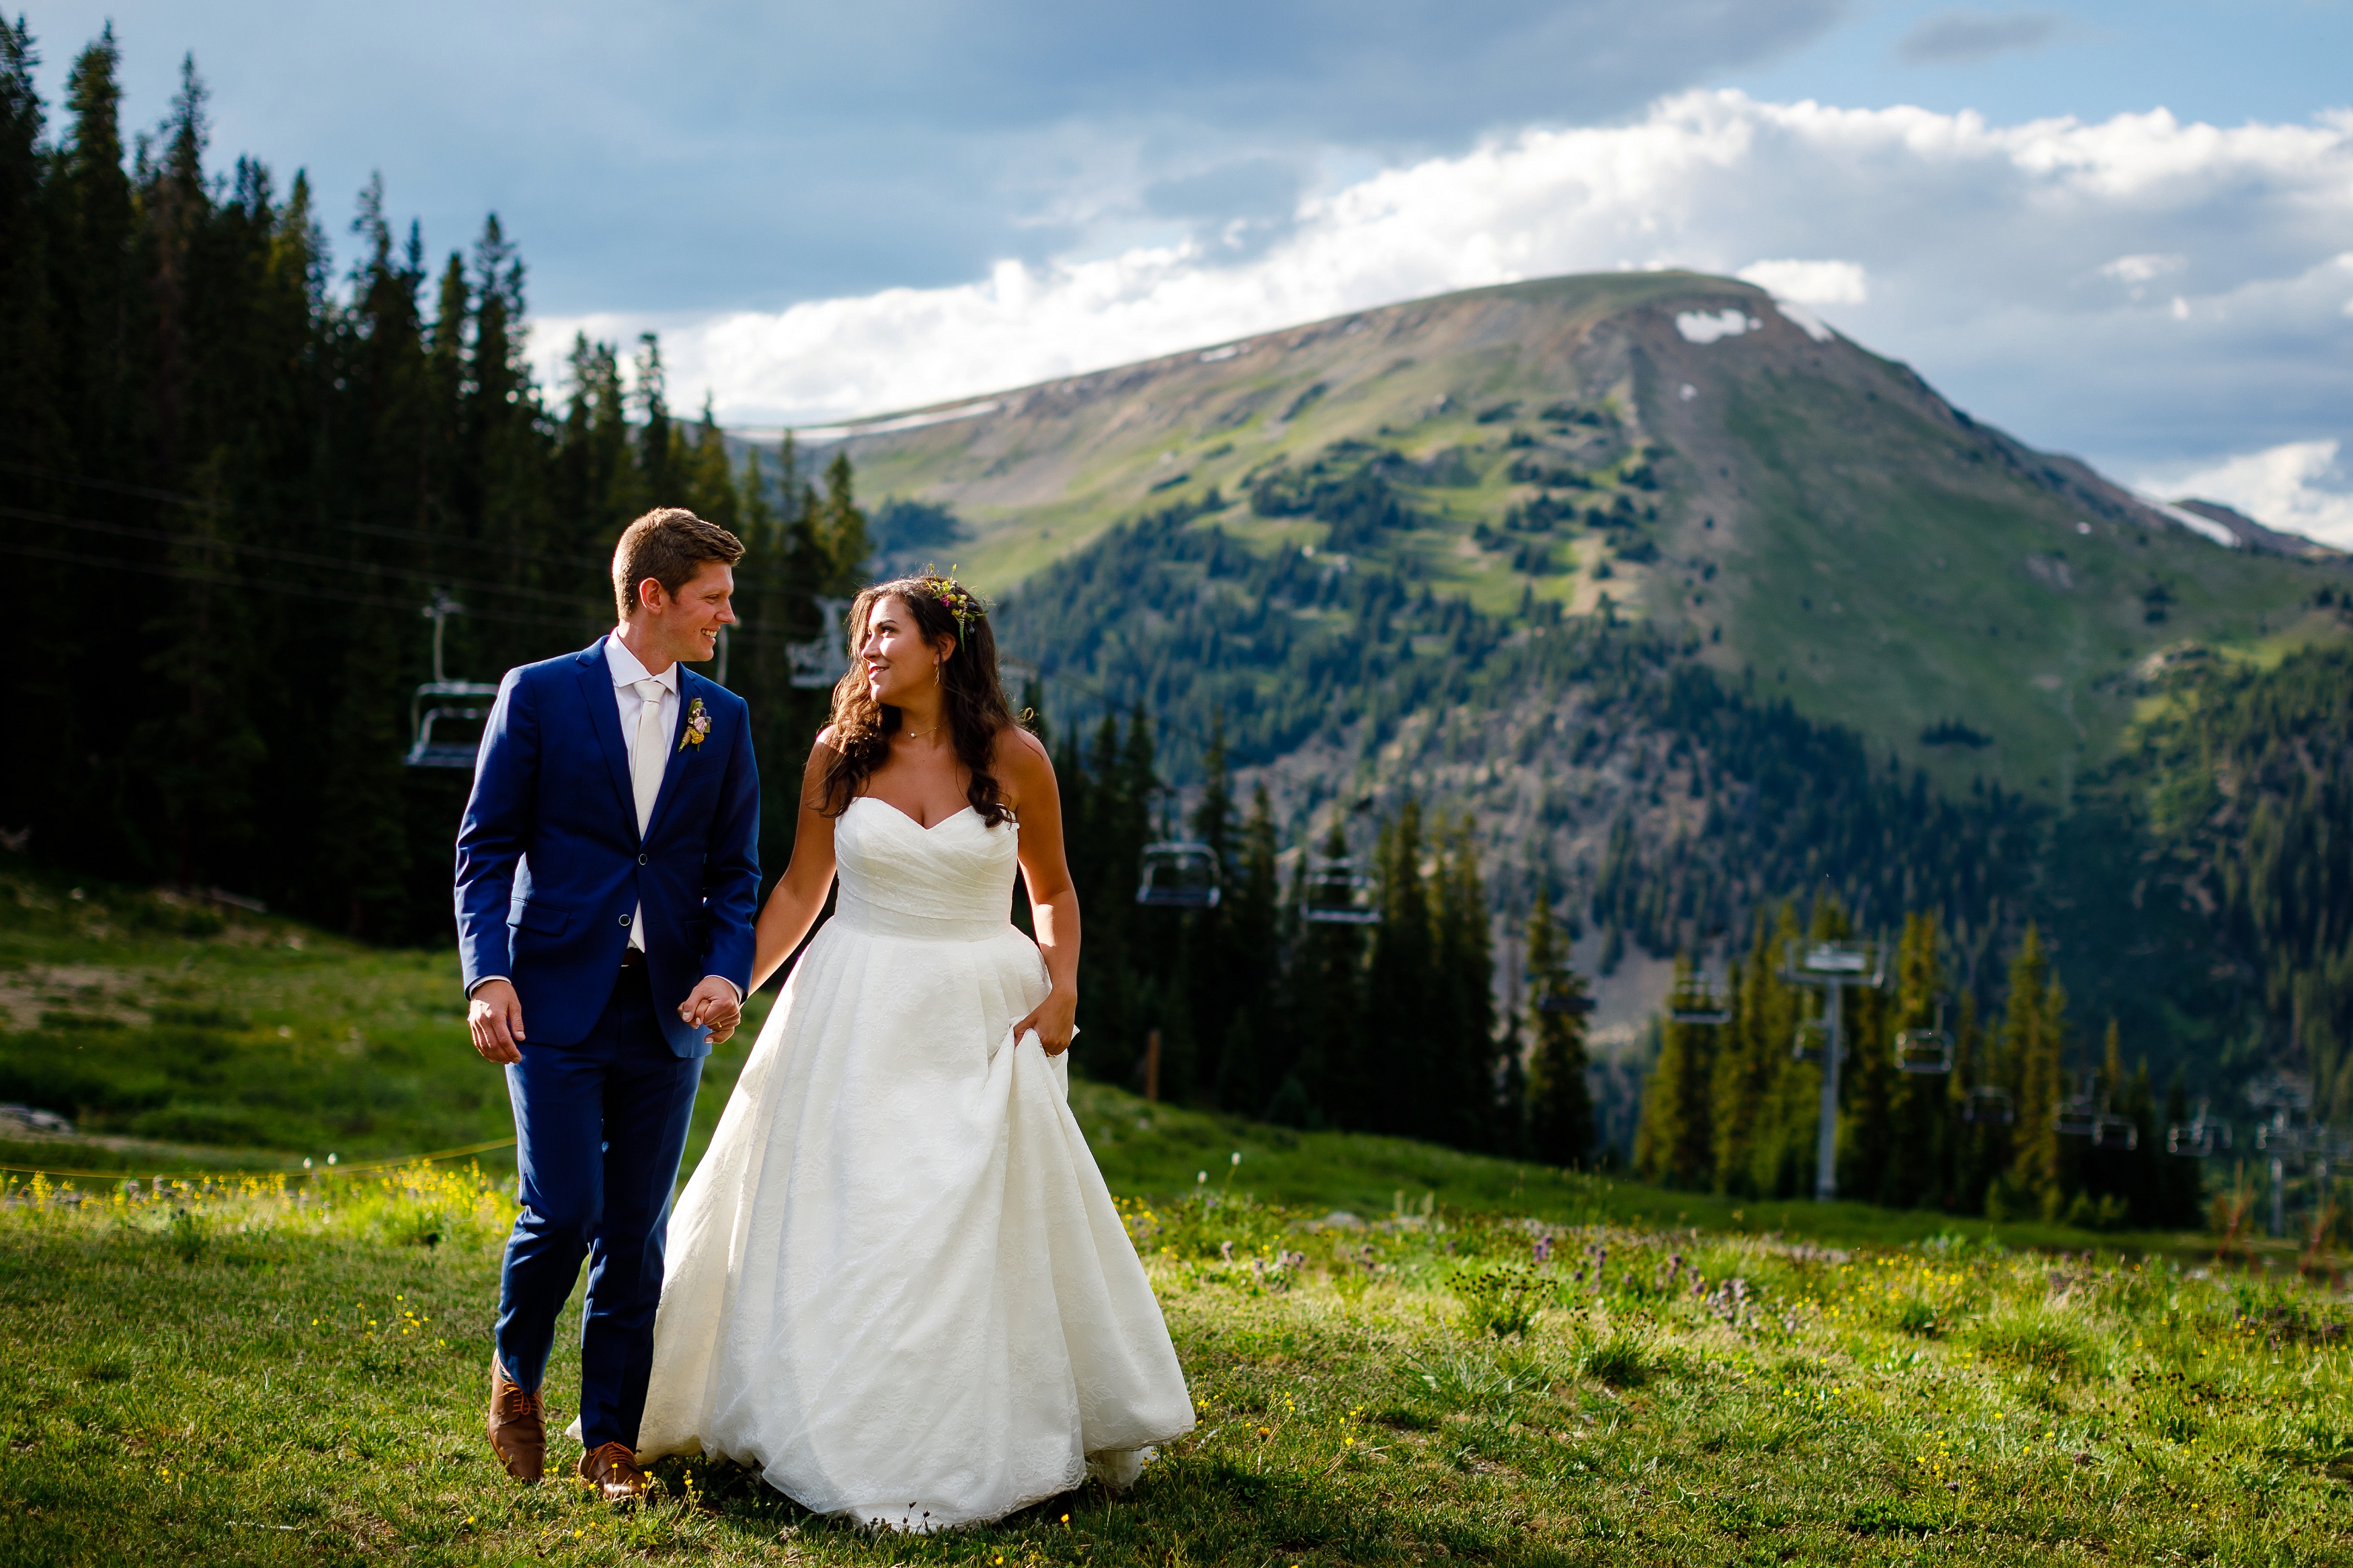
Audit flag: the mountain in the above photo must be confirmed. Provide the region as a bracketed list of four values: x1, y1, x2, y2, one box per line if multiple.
[811, 270, 2346, 804]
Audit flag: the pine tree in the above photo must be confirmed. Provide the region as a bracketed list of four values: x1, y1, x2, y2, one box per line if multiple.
[633, 331, 672, 506]
[1879, 911, 1952, 1208]
[1525, 892, 1595, 1167]
[1368, 800, 1437, 1138]
[815, 450, 869, 582]
[1710, 912, 1786, 1196]
[1635, 954, 1715, 1187]
[1435, 817, 1496, 1149]
[2004, 925, 2065, 1213]
[1291, 821, 1369, 1127]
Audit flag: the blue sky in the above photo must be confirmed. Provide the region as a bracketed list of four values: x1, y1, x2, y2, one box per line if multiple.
[24, 2, 2353, 541]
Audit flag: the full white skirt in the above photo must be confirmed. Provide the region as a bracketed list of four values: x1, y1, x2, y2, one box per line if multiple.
[637, 912, 1193, 1530]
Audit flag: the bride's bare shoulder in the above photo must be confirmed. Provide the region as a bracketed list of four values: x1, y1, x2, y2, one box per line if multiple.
[991, 723, 1051, 770]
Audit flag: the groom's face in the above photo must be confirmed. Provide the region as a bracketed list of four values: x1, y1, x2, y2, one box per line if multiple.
[639, 561, 737, 665]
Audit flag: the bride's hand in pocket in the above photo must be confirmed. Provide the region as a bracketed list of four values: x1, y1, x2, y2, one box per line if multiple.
[1013, 986, 1078, 1057]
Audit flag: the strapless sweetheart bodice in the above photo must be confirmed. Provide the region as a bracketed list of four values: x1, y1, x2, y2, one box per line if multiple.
[831, 796, 1018, 942]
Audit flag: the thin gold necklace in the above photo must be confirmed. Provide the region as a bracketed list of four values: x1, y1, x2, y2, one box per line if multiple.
[900, 724, 941, 740]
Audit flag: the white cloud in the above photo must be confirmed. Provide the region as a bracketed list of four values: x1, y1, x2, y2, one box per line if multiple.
[532, 90, 2353, 487]
[1737, 258, 1869, 304]
[2098, 253, 2186, 286]
[2139, 440, 2353, 550]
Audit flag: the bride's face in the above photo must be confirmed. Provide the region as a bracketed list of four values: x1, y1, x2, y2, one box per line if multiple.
[860, 595, 953, 708]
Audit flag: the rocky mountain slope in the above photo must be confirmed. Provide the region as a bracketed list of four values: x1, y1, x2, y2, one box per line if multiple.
[778, 272, 2349, 1091]
[812, 270, 2344, 804]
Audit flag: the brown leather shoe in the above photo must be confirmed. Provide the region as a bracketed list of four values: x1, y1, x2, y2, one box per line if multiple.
[485, 1357, 546, 1483]
[579, 1440, 648, 1502]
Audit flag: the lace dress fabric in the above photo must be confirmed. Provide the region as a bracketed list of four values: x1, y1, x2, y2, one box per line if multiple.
[637, 796, 1194, 1530]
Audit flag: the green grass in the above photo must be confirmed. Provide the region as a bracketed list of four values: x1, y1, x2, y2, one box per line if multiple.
[2, 857, 2213, 1264]
[7, 860, 2350, 1563]
[7, 1164, 2352, 1565]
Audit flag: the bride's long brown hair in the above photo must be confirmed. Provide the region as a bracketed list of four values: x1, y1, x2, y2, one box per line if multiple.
[817, 577, 1019, 827]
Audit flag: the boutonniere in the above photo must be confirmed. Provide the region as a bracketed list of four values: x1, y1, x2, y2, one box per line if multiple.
[678, 696, 711, 752]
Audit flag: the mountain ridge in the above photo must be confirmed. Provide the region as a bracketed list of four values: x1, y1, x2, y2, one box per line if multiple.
[792, 269, 2345, 802]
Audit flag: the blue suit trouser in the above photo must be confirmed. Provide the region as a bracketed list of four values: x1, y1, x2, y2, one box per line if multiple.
[495, 962, 703, 1452]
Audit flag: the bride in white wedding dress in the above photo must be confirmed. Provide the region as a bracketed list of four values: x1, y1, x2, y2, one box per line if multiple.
[635, 575, 1193, 1530]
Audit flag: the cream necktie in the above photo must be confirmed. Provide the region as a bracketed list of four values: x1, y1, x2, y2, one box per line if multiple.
[629, 679, 667, 952]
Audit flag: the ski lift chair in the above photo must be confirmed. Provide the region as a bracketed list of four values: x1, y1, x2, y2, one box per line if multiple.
[1894, 1028, 1955, 1075]
[1792, 1019, 1830, 1063]
[1302, 854, 1380, 925]
[1962, 1085, 2015, 1125]
[2091, 1113, 2141, 1151]
[1668, 978, 1731, 1024]
[1538, 989, 1597, 1017]
[2054, 1097, 2102, 1139]
[2166, 1103, 2232, 1158]
[1135, 842, 1221, 909]
[787, 596, 854, 689]
[404, 594, 500, 770]
[1893, 1001, 1955, 1076]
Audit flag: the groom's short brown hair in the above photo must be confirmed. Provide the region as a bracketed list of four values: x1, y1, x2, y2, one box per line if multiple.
[613, 507, 746, 620]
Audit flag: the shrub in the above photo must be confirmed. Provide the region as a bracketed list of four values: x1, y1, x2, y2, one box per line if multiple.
[1969, 1305, 2100, 1378]
[1581, 1331, 1652, 1388]
[1447, 1259, 1546, 1338]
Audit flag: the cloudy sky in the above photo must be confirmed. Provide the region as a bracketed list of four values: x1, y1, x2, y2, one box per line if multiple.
[28, 1, 2353, 543]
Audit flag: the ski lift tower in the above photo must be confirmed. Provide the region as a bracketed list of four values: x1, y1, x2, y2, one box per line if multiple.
[2248, 1071, 2313, 1238]
[1779, 937, 1886, 1202]
[405, 592, 502, 770]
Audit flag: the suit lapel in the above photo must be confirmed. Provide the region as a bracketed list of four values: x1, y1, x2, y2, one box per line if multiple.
[571, 638, 636, 828]
[641, 667, 703, 842]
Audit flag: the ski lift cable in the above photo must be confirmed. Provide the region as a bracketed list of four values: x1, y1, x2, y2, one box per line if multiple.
[0, 472, 833, 600]
[0, 455, 840, 591]
[0, 538, 590, 630]
[0, 534, 826, 647]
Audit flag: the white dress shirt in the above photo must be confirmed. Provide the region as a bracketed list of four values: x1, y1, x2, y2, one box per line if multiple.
[604, 632, 681, 767]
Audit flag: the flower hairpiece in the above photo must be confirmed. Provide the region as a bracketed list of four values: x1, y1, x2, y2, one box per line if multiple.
[916, 567, 989, 639]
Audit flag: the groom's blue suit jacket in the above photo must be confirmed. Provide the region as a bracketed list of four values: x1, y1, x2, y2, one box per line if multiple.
[454, 638, 760, 1058]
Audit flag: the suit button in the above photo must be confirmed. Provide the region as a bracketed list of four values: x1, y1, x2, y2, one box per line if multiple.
[619, 913, 631, 927]
[637, 853, 649, 865]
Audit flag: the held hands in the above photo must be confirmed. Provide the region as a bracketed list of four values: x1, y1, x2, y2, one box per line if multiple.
[682, 976, 743, 1045]
[1012, 985, 1079, 1057]
[467, 979, 526, 1065]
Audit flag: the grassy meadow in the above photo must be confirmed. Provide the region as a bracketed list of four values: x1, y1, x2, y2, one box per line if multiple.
[9, 860, 2353, 1563]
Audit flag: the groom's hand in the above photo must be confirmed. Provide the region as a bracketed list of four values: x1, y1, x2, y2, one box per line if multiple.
[468, 979, 526, 1065]
[681, 977, 742, 1044]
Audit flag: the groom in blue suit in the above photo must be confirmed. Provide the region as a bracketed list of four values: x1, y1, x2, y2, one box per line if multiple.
[455, 507, 761, 1498]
